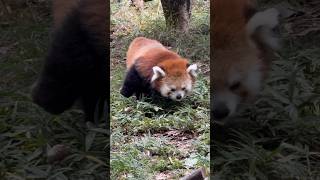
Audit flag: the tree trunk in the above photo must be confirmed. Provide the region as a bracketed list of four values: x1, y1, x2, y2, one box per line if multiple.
[160, 0, 192, 32]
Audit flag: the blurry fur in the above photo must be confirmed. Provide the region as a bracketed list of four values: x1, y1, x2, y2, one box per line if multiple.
[211, 0, 280, 120]
[32, 0, 108, 122]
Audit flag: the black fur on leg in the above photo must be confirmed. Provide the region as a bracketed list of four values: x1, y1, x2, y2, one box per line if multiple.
[120, 64, 145, 98]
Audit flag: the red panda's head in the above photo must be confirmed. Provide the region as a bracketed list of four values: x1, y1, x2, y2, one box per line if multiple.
[213, 46, 265, 119]
[212, 6, 280, 120]
[150, 59, 197, 101]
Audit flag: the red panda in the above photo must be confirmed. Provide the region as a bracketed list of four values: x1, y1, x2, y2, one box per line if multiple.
[120, 37, 197, 101]
[211, 0, 280, 120]
[32, 0, 108, 122]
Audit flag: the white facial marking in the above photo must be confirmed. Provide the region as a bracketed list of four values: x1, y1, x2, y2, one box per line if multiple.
[228, 63, 262, 101]
[187, 64, 198, 77]
[159, 84, 170, 97]
[158, 79, 193, 101]
[151, 66, 166, 82]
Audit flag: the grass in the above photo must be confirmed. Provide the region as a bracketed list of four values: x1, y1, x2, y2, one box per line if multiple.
[212, 0, 320, 179]
[0, 2, 108, 179]
[110, 0, 210, 179]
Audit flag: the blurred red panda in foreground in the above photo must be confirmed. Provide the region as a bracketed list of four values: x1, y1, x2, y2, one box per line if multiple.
[212, 0, 280, 120]
[120, 37, 197, 101]
[32, 0, 108, 122]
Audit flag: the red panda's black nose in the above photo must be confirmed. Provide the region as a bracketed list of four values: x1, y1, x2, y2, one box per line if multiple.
[176, 94, 182, 100]
[212, 103, 229, 120]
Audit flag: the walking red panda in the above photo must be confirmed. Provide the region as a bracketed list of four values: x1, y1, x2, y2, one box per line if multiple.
[32, 0, 108, 122]
[211, 0, 280, 120]
[120, 37, 197, 101]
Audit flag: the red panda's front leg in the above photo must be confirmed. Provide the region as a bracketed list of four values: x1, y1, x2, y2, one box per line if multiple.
[120, 65, 144, 98]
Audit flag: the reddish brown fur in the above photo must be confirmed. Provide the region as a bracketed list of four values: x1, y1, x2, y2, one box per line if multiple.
[126, 37, 193, 86]
[77, 0, 107, 41]
[52, 0, 79, 28]
[212, 0, 257, 49]
[210, 0, 281, 120]
[53, 0, 106, 40]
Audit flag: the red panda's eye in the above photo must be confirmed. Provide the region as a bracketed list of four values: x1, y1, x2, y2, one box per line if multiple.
[230, 82, 241, 91]
[171, 88, 176, 92]
[182, 87, 186, 91]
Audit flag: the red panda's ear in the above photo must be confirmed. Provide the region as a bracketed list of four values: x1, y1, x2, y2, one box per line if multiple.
[151, 66, 166, 82]
[187, 64, 197, 78]
[246, 8, 280, 50]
